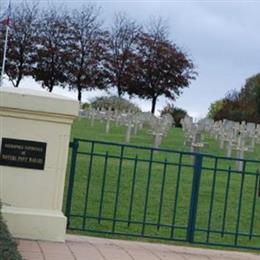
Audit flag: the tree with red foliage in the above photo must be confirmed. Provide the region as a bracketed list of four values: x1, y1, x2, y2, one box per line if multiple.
[0, 2, 38, 87]
[32, 7, 69, 92]
[64, 5, 106, 101]
[104, 13, 141, 97]
[126, 19, 197, 114]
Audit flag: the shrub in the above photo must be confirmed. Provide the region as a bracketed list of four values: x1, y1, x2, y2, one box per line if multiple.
[81, 102, 90, 110]
[161, 104, 187, 127]
[0, 202, 22, 260]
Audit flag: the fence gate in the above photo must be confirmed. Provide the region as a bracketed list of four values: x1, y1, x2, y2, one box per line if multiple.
[65, 138, 260, 250]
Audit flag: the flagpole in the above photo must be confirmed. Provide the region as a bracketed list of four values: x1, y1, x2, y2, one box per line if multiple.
[0, 0, 11, 88]
[0, 23, 9, 87]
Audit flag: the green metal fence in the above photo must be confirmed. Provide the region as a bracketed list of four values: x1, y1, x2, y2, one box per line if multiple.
[65, 138, 260, 250]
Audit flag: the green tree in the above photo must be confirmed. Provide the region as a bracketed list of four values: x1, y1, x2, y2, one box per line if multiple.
[211, 90, 250, 122]
[207, 74, 260, 123]
[240, 73, 260, 115]
[207, 99, 224, 119]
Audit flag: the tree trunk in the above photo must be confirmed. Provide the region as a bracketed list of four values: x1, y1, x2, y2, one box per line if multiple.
[151, 96, 157, 114]
[15, 75, 22, 87]
[117, 86, 122, 97]
[78, 88, 82, 102]
[48, 79, 54, 92]
[48, 86, 53, 92]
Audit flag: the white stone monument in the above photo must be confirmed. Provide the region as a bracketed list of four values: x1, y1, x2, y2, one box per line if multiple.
[0, 87, 79, 242]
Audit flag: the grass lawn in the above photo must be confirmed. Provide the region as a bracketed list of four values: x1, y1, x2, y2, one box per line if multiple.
[63, 118, 260, 250]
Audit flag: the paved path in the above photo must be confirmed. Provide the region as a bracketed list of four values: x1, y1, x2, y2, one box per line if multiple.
[18, 235, 260, 260]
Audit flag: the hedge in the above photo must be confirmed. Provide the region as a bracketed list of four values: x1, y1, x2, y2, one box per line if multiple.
[90, 96, 141, 113]
[0, 202, 22, 260]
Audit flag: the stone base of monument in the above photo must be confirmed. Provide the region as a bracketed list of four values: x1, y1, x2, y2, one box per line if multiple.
[0, 87, 79, 242]
[2, 206, 66, 241]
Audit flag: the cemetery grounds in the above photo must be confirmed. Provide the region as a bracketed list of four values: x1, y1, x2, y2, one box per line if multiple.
[63, 117, 260, 250]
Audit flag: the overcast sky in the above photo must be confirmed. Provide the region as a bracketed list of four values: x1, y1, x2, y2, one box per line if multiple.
[2, 0, 260, 118]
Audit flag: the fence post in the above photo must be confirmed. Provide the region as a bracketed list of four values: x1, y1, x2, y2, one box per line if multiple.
[187, 153, 203, 243]
[65, 139, 79, 228]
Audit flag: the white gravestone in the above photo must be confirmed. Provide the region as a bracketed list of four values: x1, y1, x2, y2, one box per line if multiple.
[0, 87, 79, 242]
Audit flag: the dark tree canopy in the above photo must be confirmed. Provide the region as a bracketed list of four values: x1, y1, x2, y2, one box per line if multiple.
[0, 5, 198, 112]
[32, 7, 69, 92]
[126, 25, 197, 113]
[104, 13, 141, 97]
[0, 2, 38, 87]
[65, 5, 107, 101]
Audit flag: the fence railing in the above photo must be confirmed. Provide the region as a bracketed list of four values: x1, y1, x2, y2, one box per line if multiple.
[65, 138, 260, 250]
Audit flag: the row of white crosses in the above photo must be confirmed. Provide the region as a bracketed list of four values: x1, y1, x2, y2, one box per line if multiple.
[198, 118, 260, 171]
[82, 108, 174, 147]
[181, 116, 209, 153]
[117, 111, 143, 143]
[119, 111, 174, 146]
[83, 107, 140, 141]
[148, 113, 174, 148]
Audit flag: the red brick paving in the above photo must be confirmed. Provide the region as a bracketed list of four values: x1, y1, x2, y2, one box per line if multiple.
[17, 234, 260, 260]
